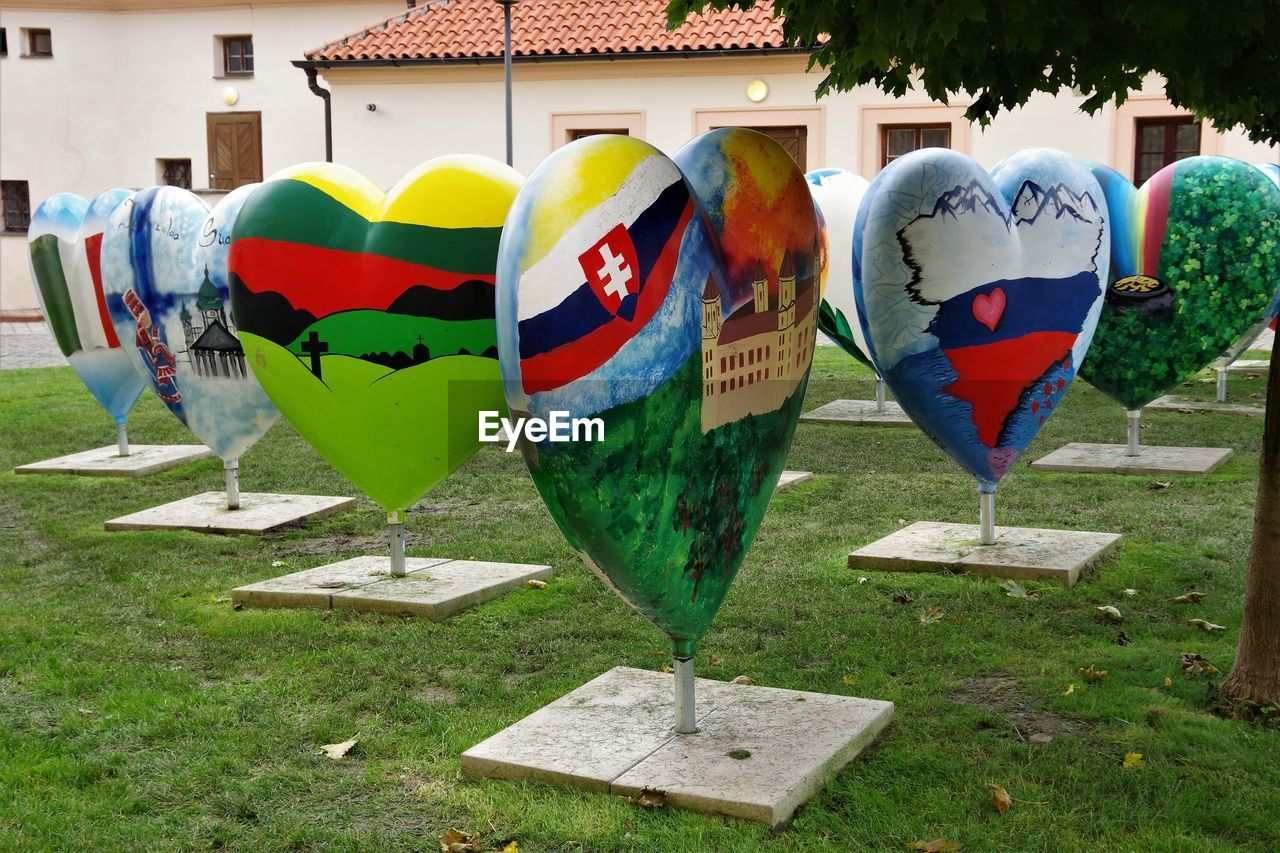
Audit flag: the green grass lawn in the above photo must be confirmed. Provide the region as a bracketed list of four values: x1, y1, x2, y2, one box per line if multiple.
[1, 349, 1276, 851]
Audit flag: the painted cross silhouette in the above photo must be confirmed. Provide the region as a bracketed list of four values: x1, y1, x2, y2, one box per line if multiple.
[596, 243, 633, 302]
[301, 330, 328, 379]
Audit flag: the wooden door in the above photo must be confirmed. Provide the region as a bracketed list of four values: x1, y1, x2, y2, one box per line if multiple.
[206, 112, 262, 190]
[713, 125, 807, 171]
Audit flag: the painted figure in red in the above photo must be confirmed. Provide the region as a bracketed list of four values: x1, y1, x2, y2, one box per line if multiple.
[122, 289, 182, 404]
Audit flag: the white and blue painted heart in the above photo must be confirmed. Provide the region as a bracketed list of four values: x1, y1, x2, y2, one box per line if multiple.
[27, 189, 145, 423]
[854, 148, 1108, 489]
[806, 168, 873, 367]
[100, 185, 279, 461]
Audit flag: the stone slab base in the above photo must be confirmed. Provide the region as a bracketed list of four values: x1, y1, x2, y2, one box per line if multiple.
[104, 491, 356, 534]
[232, 555, 552, 620]
[1227, 359, 1270, 373]
[1030, 442, 1233, 476]
[848, 521, 1122, 587]
[460, 666, 893, 827]
[1147, 395, 1265, 416]
[800, 399, 914, 427]
[15, 444, 213, 477]
[774, 470, 813, 494]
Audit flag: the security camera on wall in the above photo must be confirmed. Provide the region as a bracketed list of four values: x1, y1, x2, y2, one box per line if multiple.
[366, 102, 383, 113]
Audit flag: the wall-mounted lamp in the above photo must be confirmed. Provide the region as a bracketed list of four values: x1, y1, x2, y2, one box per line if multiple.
[222, 86, 240, 106]
[746, 79, 769, 103]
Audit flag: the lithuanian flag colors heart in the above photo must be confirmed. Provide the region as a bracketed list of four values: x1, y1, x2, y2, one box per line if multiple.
[229, 157, 523, 511]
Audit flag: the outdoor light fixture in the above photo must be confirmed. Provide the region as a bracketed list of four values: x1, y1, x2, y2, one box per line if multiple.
[746, 79, 769, 103]
[222, 86, 239, 106]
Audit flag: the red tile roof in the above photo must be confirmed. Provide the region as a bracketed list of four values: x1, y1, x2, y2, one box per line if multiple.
[307, 0, 799, 63]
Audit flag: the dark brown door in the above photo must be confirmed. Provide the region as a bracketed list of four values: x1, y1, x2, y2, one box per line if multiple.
[714, 125, 807, 171]
[206, 111, 262, 190]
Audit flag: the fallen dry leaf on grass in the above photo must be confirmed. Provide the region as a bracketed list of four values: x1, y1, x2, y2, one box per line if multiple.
[1096, 606, 1123, 622]
[843, 674, 857, 686]
[526, 579, 547, 589]
[1178, 653, 1220, 679]
[986, 783, 1012, 814]
[858, 576, 869, 584]
[1169, 592, 1206, 604]
[1062, 683, 1076, 696]
[918, 607, 946, 625]
[1123, 588, 1138, 597]
[731, 675, 754, 685]
[1116, 632, 1132, 646]
[1147, 481, 1172, 491]
[1000, 580, 1037, 600]
[707, 656, 723, 666]
[629, 787, 668, 809]
[892, 592, 915, 604]
[1079, 665, 1108, 681]
[1122, 752, 1145, 769]
[1187, 619, 1226, 633]
[1164, 677, 1174, 687]
[439, 829, 486, 853]
[660, 663, 674, 674]
[320, 738, 357, 760]
[907, 840, 963, 852]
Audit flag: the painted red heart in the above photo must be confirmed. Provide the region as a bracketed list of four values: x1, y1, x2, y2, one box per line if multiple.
[972, 287, 1006, 331]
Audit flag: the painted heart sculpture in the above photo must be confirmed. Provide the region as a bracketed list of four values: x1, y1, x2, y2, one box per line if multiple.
[28, 189, 145, 423]
[1079, 157, 1280, 410]
[100, 184, 280, 461]
[229, 157, 522, 512]
[496, 130, 819, 653]
[1214, 163, 1280, 367]
[807, 168, 874, 367]
[854, 148, 1108, 490]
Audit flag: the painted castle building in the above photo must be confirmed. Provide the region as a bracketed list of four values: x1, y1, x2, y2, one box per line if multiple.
[700, 251, 816, 431]
[180, 266, 247, 379]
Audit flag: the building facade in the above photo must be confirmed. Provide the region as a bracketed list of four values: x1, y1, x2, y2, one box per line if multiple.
[0, 0, 397, 313]
[4, 0, 1278, 316]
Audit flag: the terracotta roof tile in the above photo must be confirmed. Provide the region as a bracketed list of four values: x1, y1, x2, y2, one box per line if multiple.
[307, 0, 797, 63]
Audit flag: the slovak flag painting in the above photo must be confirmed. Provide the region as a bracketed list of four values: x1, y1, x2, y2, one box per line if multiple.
[854, 148, 1109, 489]
[497, 135, 708, 417]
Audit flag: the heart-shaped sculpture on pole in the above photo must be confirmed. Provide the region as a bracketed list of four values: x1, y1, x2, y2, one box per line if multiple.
[1213, 163, 1280, 374]
[854, 148, 1108, 536]
[1079, 157, 1280, 430]
[497, 130, 819, 731]
[229, 156, 522, 567]
[807, 168, 873, 367]
[28, 189, 145, 451]
[100, 184, 280, 502]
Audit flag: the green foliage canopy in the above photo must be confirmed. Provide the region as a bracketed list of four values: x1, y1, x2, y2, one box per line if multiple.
[666, 1, 1280, 145]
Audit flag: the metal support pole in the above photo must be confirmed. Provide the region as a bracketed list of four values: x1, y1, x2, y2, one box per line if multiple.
[501, 1, 514, 167]
[978, 487, 996, 546]
[224, 457, 240, 510]
[389, 509, 406, 578]
[673, 652, 697, 734]
[1217, 367, 1228, 403]
[1126, 409, 1142, 457]
[875, 375, 886, 414]
[115, 419, 130, 457]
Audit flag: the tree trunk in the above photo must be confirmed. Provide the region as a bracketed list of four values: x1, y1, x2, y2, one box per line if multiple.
[1221, 338, 1280, 709]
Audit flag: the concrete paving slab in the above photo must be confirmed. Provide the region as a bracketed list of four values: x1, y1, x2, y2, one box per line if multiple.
[231, 556, 452, 609]
[233, 555, 551, 620]
[847, 521, 1122, 587]
[332, 559, 552, 619]
[16, 444, 214, 477]
[1146, 395, 1265, 416]
[1030, 442, 1234, 476]
[461, 666, 893, 826]
[104, 491, 356, 534]
[800, 399, 915, 427]
[1227, 359, 1270, 373]
[774, 470, 813, 494]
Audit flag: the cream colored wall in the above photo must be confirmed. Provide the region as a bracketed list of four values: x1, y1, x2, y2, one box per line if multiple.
[0, 1, 395, 311]
[322, 58, 1280, 185]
